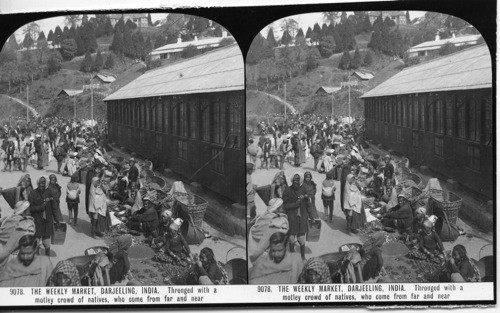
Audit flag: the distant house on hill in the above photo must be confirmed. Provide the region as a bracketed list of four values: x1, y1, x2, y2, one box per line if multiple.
[57, 89, 83, 97]
[149, 31, 233, 62]
[350, 70, 374, 82]
[316, 86, 341, 95]
[406, 33, 482, 58]
[108, 13, 148, 28]
[367, 11, 407, 24]
[93, 73, 116, 84]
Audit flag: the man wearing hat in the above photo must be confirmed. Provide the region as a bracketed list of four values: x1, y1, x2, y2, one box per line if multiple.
[33, 134, 44, 170]
[0, 201, 35, 271]
[53, 142, 66, 174]
[383, 155, 395, 183]
[380, 191, 413, 233]
[127, 195, 159, 236]
[310, 139, 323, 172]
[128, 158, 139, 186]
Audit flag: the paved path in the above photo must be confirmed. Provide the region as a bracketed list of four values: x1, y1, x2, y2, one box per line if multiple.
[0, 94, 40, 118]
[255, 91, 297, 115]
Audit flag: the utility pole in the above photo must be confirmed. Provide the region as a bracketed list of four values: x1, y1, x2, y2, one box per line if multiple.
[26, 85, 29, 122]
[348, 78, 351, 121]
[73, 95, 76, 120]
[284, 81, 287, 121]
[331, 90, 334, 118]
[90, 76, 94, 124]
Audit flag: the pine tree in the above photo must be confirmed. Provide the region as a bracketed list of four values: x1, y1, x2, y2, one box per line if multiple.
[311, 23, 322, 44]
[368, 25, 382, 51]
[47, 30, 54, 42]
[338, 49, 351, 70]
[114, 18, 125, 33]
[104, 53, 115, 69]
[351, 47, 362, 69]
[406, 11, 411, 24]
[74, 27, 85, 56]
[247, 33, 269, 65]
[384, 16, 396, 28]
[362, 15, 372, 33]
[340, 19, 357, 50]
[372, 15, 383, 30]
[281, 30, 292, 46]
[154, 33, 166, 48]
[92, 50, 104, 71]
[125, 19, 137, 29]
[147, 13, 153, 26]
[82, 14, 89, 25]
[122, 25, 133, 57]
[266, 28, 277, 47]
[104, 17, 114, 36]
[296, 28, 304, 39]
[305, 27, 313, 38]
[47, 51, 62, 74]
[7, 34, 19, 50]
[110, 31, 124, 55]
[22, 33, 34, 49]
[326, 23, 335, 37]
[80, 51, 93, 72]
[333, 26, 343, 52]
[381, 24, 391, 54]
[62, 26, 70, 41]
[321, 23, 328, 37]
[318, 36, 335, 57]
[37, 31, 46, 41]
[60, 38, 77, 61]
[363, 49, 373, 66]
[53, 26, 63, 45]
[144, 36, 153, 55]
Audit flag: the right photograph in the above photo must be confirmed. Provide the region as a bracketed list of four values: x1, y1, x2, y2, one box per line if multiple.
[246, 11, 493, 285]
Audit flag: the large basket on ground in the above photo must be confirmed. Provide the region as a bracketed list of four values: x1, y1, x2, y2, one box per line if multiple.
[428, 191, 462, 225]
[149, 176, 166, 189]
[174, 194, 208, 228]
[406, 173, 424, 189]
[255, 185, 271, 205]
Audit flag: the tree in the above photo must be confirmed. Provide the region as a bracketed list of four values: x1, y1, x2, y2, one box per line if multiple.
[23, 22, 40, 42]
[318, 36, 335, 57]
[60, 38, 77, 61]
[35, 39, 50, 63]
[338, 49, 351, 70]
[122, 25, 134, 57]
[311, 23, 322, 44]
[47, 30, 54, 42]
[79, 51, 93, 72]
[110, 31, 124, 55]
[65, 15, 81, 28]
[92, 50, 105, 71]
[62, 26, 70, 41]
[247, 33, 273, 65]
[438, 42, 460, 56]
[384, 16, 396, 28]
[332, 26, 343, 52]
[104, 17, 114, 36]
[154, 33, 166, 49]
[362, 15, 372, 33]
[104, 53, 115, 69]
[305, 27, 313, 38]
[368, 25, 382, 51]
[47, 51, 62, 75]
[339, 19, 357, 50]
[406, 11, 411, 24]
[323, 12, 339, 25]
[7, 34, 19, 50]
[296, 28, 304, 39]
[214, 24, 223, 37]
[37, 31, 46, 41]
[305, 48, 321, 72]
[363, 49, 373, 66]
[280, 30, 292, 46]
[53, 26, 63, 46]
[321, 23, 328, 37]
[280, 18, 299, 38]
[351, 47, 362, 69]
[340, 12, 348, 23]
[266, 28, 277, 47]
[125, 19, 137, 29]
[74, 27, 85, 56]
[180, 45, 199, 59]
[0, 45, 17, 65]
[219, 37, 235, 47]
[372, 15, 383, 30]
[82, 14, 89, 25]
[22, 33, 34, 50]
[1, 61, 18, 92]
[144, 36, 153, 54]
[147, 13, 153, 26]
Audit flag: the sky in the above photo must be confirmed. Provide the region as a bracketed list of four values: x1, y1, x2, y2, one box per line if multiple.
[262, 11, 427, 37]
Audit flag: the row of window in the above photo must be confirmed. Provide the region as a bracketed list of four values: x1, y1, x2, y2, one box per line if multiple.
[365, 92, 492, 145]
[107, 93, 243, 148]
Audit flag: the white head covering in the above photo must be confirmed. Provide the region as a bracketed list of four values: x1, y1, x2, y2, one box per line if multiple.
[416, 207, 427, 215]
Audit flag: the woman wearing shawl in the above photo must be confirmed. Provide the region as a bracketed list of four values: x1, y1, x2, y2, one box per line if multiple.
[343, 173, 365, 234]
[42, 139, 50, 168]
[0, 201, 35, 271]
[283, 172, 310, 260]
[298, 257, 332, 284]
[48, 174, 63, 222]
[445, 244, 479, 282]
[248, 198, 289, 263]
[15, 174, 33, 203]
[108, 235, 132, 284]
[194, 247, 228, 285]
[28, 176, 59, 256]
[270, 171, 287, 200]
[66, 175, 81, 226]
[48, 260, 81, 286]
[303, 171, 319, 220]
[88, 177, 110, 237]
[360, 232, 385, 280]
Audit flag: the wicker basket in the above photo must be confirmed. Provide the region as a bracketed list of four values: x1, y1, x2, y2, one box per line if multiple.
[149, 176, 166, 189]
[255, 185, 271, 205]
[428, 191, 462, 225]
[174, 194, 208, 228]
[406, 173, 423, 189]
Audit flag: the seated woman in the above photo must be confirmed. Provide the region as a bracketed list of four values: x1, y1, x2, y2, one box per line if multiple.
[248, 198, 289, 263]
[443, 244, 480, 282]
[360, 231, 385, 281]
[380, 192, 413, 234]
[408, 207, 428, 246]
[47, 260, 81, 286]
[158, 223, 191, 265]
[298, 257, 332, 284]
[192, 247, 228, 285]
[108, 235, 133, 284]
[418, 220, 444, 261]
[126, 196, 159, 236]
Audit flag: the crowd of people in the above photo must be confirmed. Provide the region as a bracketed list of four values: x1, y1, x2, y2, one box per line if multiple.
[0, 117, 229, 287]
[247, 116, 482, 284]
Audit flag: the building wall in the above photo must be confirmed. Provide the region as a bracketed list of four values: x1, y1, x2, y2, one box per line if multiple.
[364, 89, 493, 198]
[106, 90, 245, 204]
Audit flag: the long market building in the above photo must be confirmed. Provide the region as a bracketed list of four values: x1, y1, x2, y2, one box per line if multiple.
[104, 44, 245, 204]
[361, 44, 493, 198]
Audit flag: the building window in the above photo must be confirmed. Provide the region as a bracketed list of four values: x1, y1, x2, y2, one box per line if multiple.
[189, 99, 198, 139]
[180, 99, 188, 138]
[436, 99, 444, 134]
[178, 140, 187, 160]
[467, 145, 480, 171]
[456, 97, 466, 139]
[419, 97, 425, 131]
[163, 99, 169, 134]
[396, 128, 402, 142]
[156, 99, 163, 132]
[213, 99, 226, 145]
[155, 134, 162, 151]
[482, 98, 492, 145]
[468, 97, 480, 142]
[412, 131, 419, 147]
[171, 100, 178, 135]
[211, 148, 224, 174]
[445, 97, 454, 136]
[434, 136, 443, 157]
[228, 95, 242, 148]
[200, 99, 210, 141]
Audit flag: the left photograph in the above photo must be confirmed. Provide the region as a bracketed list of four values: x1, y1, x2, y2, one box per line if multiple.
[0, 13, 247, 287]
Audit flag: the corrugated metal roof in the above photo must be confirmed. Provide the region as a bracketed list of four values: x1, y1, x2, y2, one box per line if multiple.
[104, 44, 243, 101]
[352, 71, 374, 80]
[58, 89, 83, 97]
[361, 44, 492, 98]
[94, 74, 116, 83]
[109, 13, 147, 19]
[407, 35, 481, 53]
[317, 86, 341, 94]
[150, 36, 233, 55]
